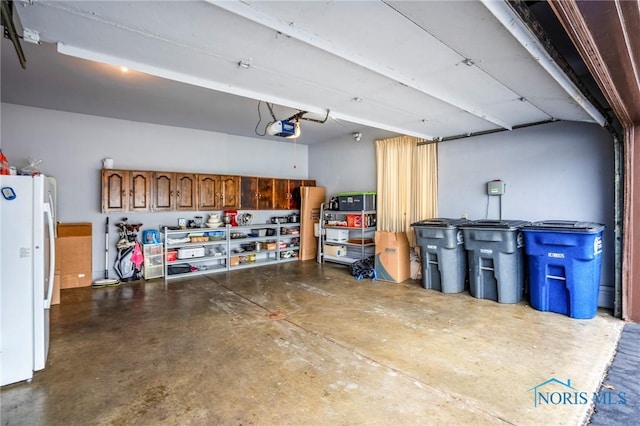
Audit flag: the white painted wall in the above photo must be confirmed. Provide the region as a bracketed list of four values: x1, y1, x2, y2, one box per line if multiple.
[308, 134, 376, 198]
[1, 103, 308, 280]
[311, 121, 615, 308]
[438, 121, 615, 307]
[1, 104, 616, 308]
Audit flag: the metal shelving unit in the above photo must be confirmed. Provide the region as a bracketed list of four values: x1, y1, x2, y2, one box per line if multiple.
[318, 202, 376, 265]
[162, 223, 300, 280]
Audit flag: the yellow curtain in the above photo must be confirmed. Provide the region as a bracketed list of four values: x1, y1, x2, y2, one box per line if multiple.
[375, 136, 438, 246]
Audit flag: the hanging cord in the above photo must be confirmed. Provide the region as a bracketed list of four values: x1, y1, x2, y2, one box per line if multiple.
[485, 194, 490, 219]
[292, 120, 298, 169]
[255, 101, 279, 136]
[254, 101, 266, 136]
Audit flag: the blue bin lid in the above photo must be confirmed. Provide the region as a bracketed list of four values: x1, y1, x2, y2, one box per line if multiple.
[522, 220, 604, 233]
[459, 219, 529, 230]
[411, 218, 471, 228]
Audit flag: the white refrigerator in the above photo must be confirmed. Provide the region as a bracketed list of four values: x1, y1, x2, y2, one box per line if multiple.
[1, 175, 56, 386]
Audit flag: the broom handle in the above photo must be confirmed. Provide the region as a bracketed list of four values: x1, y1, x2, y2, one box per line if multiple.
[105, 217, 109, 279]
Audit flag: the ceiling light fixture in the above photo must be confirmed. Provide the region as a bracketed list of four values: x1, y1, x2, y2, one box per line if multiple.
[120, 66, 129, 73]
[353, 132, 362, 142]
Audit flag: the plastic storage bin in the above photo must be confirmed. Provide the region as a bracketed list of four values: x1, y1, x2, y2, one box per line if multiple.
[411, 218, 470, 293]
[336, 192, 376, 211]
[460, 220, 528, 303]
[521, 221, 604, 319]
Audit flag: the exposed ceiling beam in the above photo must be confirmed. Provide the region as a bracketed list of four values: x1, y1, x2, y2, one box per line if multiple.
[480, 0, 606, 126]
[57, 43, 437, 141]
[56, 43, 334, 124]
[208, 0, 514, 131]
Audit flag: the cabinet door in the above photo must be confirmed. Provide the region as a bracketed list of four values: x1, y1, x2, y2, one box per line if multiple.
[102, 169, 129, 213]
[153, 172, 175, 211]
[175, 173, 197, 211]
[240, 177, 258, 209]
[197, 174, 220, 210]
[129, 171, 152, 212]
[289, 179, 313, 210]
[257, 178, 274, 210]
[220, 175, 240, 209]
[273, 178, 290, 210]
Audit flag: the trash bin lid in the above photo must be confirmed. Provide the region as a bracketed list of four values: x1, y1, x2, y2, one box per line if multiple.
[522, 220, 604, 233]
[411, 218, 471, 228]
[460, 219, 529, 230]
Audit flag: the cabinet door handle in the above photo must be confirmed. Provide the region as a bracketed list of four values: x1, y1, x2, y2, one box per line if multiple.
[177, 191, 181, 198]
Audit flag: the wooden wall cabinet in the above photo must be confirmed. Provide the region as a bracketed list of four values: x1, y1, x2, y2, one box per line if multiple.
[153, 171, 175, 211]
[197, 174, 240, 210]
[273, 179, 316, 210]
[219, 175, 241, 209]
[103, 169, 309, 212]
[273, 179, 290, 210]
[152, 172, 197, 212]
[175, 173, 197, 211]
[102, 169, 152, 213]
[197, 174, 219, 211]
[240, 177, 274, 209]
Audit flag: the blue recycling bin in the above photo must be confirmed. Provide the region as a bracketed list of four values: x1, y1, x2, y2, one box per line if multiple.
[521, 221, 604, 319]
[411, 218, 470, 293]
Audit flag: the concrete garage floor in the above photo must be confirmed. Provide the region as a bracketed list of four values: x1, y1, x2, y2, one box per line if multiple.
[1, 261, 623, 425]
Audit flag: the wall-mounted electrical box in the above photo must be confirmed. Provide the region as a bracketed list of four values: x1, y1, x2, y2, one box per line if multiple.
[487, 180, 505, 196]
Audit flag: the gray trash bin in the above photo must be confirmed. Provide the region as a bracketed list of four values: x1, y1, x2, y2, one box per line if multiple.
[460, 220, 529, 304]
[411, 218, 470, 293]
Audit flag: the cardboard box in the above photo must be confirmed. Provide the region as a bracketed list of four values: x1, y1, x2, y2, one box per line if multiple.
[324, 244, 347, 257]
[375, 231, 410, 283]
[56, 222, 92, 289]
[300, 186, 326, 261]
[347, 214, 363, 228]
[51, 274, 61, 305]
[60, 273, 91, 289]
[326, 228, 349, 242]
[57, 222, 92, 238]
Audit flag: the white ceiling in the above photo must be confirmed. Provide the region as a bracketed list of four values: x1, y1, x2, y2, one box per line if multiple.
[1, 0, 605, 145]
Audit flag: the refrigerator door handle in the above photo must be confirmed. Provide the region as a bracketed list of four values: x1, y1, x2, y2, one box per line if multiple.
[48, 192, 56, 236]
[44, 203, 55, 309]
